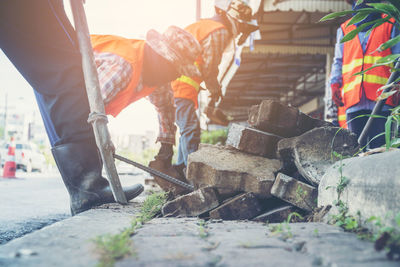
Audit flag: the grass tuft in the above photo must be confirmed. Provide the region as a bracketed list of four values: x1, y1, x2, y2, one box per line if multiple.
[94, 192, 167, 267]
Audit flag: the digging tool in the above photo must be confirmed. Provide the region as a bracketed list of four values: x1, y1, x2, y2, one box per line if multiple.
[70, 0, 127, 204]
[358, 61, 400, 148]
[114, 154, 195, 191]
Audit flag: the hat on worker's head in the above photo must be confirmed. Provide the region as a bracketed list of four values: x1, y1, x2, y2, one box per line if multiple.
[146, 26, 201, 78]
[226, 0, 258, 34]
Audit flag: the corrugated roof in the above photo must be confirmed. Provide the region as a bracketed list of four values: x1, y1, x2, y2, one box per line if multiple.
[264, 0, 351, 13]
[242, 44, 334, 55]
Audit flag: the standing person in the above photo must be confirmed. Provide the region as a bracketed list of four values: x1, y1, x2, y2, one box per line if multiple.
[330, 0, 400, 149]
[0, 0, 201, 215]
[149, 0, 258, 179]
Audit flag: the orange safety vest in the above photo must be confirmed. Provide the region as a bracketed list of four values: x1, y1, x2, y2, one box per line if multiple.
[90, 35, 155, 117]
[341, 16, 396, 110]
[338, 106, 347, 129]
[171, 19, 227, 107]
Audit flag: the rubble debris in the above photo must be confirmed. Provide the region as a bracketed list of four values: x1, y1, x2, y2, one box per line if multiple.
[187, 144, 282, 198]
[248, 100, 331, 138]
[149, 159, 191, 197]
[253, 205, 300, 223]
[271, 173, 318, 212]
[277, 127, 359, 185]
[319, 149, 400, 230]
[209, 192, 262, 220]
[226, 123, 281, 158]
[161, 186, 220, 217]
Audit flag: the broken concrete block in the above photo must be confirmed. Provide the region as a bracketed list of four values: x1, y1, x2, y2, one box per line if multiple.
[161, 186, 220, 217]
[319, 149, 400, 230]
[271, 173, 318, 212]
[209, 192, 262, 220]
[226, 123, 281, 158]
[148, 159, 191, 197]
[187, 144, 282, 198]
[248, 100, 331, 138]
[277, 127, 359, 185]
[253, 205, 300, 223]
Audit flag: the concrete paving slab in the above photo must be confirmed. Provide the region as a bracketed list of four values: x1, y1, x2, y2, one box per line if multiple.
[0, 197, 397, 267]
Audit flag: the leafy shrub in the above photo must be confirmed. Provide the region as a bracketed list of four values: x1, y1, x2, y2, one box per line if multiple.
[200, 129, 228, 145]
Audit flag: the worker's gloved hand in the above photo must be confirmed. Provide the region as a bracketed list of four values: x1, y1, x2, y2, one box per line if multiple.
[209, 88, 223, 103]
[154, 143, 173, 164]
[331, 83, 344, 107]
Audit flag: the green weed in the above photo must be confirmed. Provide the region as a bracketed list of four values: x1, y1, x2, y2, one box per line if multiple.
[268, 212, 303, 241]
[94, 192, 167, 267]
[197, 219, 210, 239]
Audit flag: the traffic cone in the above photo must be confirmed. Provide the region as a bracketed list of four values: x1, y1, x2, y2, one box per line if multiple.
[3, 138, 16, 178]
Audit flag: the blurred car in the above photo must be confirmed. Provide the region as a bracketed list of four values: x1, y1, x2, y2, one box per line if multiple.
[0, 141, 46, 172]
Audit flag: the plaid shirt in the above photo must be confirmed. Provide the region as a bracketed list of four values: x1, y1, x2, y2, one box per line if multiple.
[94, 51, 132, 105]
[150, 27, 232, 144]
[148, 84, 177, 145]
[201, 27, 231, 92]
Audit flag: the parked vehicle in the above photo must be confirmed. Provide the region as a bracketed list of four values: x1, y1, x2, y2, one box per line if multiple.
[0, 141, 46, 172]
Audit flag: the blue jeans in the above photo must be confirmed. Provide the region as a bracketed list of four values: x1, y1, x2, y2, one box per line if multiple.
[0, 0, 94, 146]
[175, 98, 200, 166]
[347, 109, 391, 149]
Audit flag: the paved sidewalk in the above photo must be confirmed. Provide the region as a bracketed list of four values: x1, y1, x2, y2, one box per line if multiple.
[0, 196, 397, 267]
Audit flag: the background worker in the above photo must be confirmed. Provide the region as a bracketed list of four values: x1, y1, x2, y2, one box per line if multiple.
[149, 0, 258, 178]
[330, 0, 400, 149]
[0, 0, 201, 215]
[91, 26, 202, 119]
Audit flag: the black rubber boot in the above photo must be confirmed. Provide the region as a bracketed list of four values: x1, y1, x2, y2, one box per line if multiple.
[52, 139, 144, 215]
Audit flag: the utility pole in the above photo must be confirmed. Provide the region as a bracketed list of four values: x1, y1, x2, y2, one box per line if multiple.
[3, 92, 7, 141]
[196, 0, 201, 21]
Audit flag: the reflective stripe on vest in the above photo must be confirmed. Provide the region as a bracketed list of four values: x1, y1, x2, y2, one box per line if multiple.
[340, 16, 395, 109]
[343, 74, 388, 94]
[338, 106, 347, 129]
[175, 62, 201, 92]
[176, 75, 200, 92]
[342, 55, 384, 74]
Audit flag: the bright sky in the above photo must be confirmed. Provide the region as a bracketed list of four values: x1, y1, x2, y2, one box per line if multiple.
[0, 0, 214, 136]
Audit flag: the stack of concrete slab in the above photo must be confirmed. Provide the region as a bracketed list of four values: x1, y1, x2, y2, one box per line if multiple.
[161, 100, 359, 222]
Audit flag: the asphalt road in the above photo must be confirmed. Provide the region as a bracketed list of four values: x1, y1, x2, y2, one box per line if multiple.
[0, 163, 149, 245]
[0, 170, 70, 244]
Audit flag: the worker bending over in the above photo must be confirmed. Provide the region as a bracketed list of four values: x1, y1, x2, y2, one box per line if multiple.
[150, 0, 258, 179]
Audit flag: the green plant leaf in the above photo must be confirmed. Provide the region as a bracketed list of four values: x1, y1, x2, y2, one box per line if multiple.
[385, 115, 393, 149]
[347, 12, 372, 26]
[377, 90, 396, 101]
[341, 18, 387, 43]
[367, 3, 400, 19]
[319, 10, 355, 22]
[376, 54, 400, 64]
[386, 0, 400, 11]
[395, 213, 400, 226]
[379, 35, 400, 52]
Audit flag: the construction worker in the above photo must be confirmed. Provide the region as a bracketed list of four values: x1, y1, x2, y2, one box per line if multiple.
[91, 27, 202, 118]
[149, 0, 258, 179]
[0, 0, 201, 215]
[330, 0, 400, 149]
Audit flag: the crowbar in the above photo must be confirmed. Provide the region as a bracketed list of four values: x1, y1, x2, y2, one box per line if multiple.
[70, 0, 127, 204]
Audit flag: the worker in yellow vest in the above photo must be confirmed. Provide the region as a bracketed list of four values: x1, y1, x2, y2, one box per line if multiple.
[330, 0, 400, 149]
[149, 0, 258, 178]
